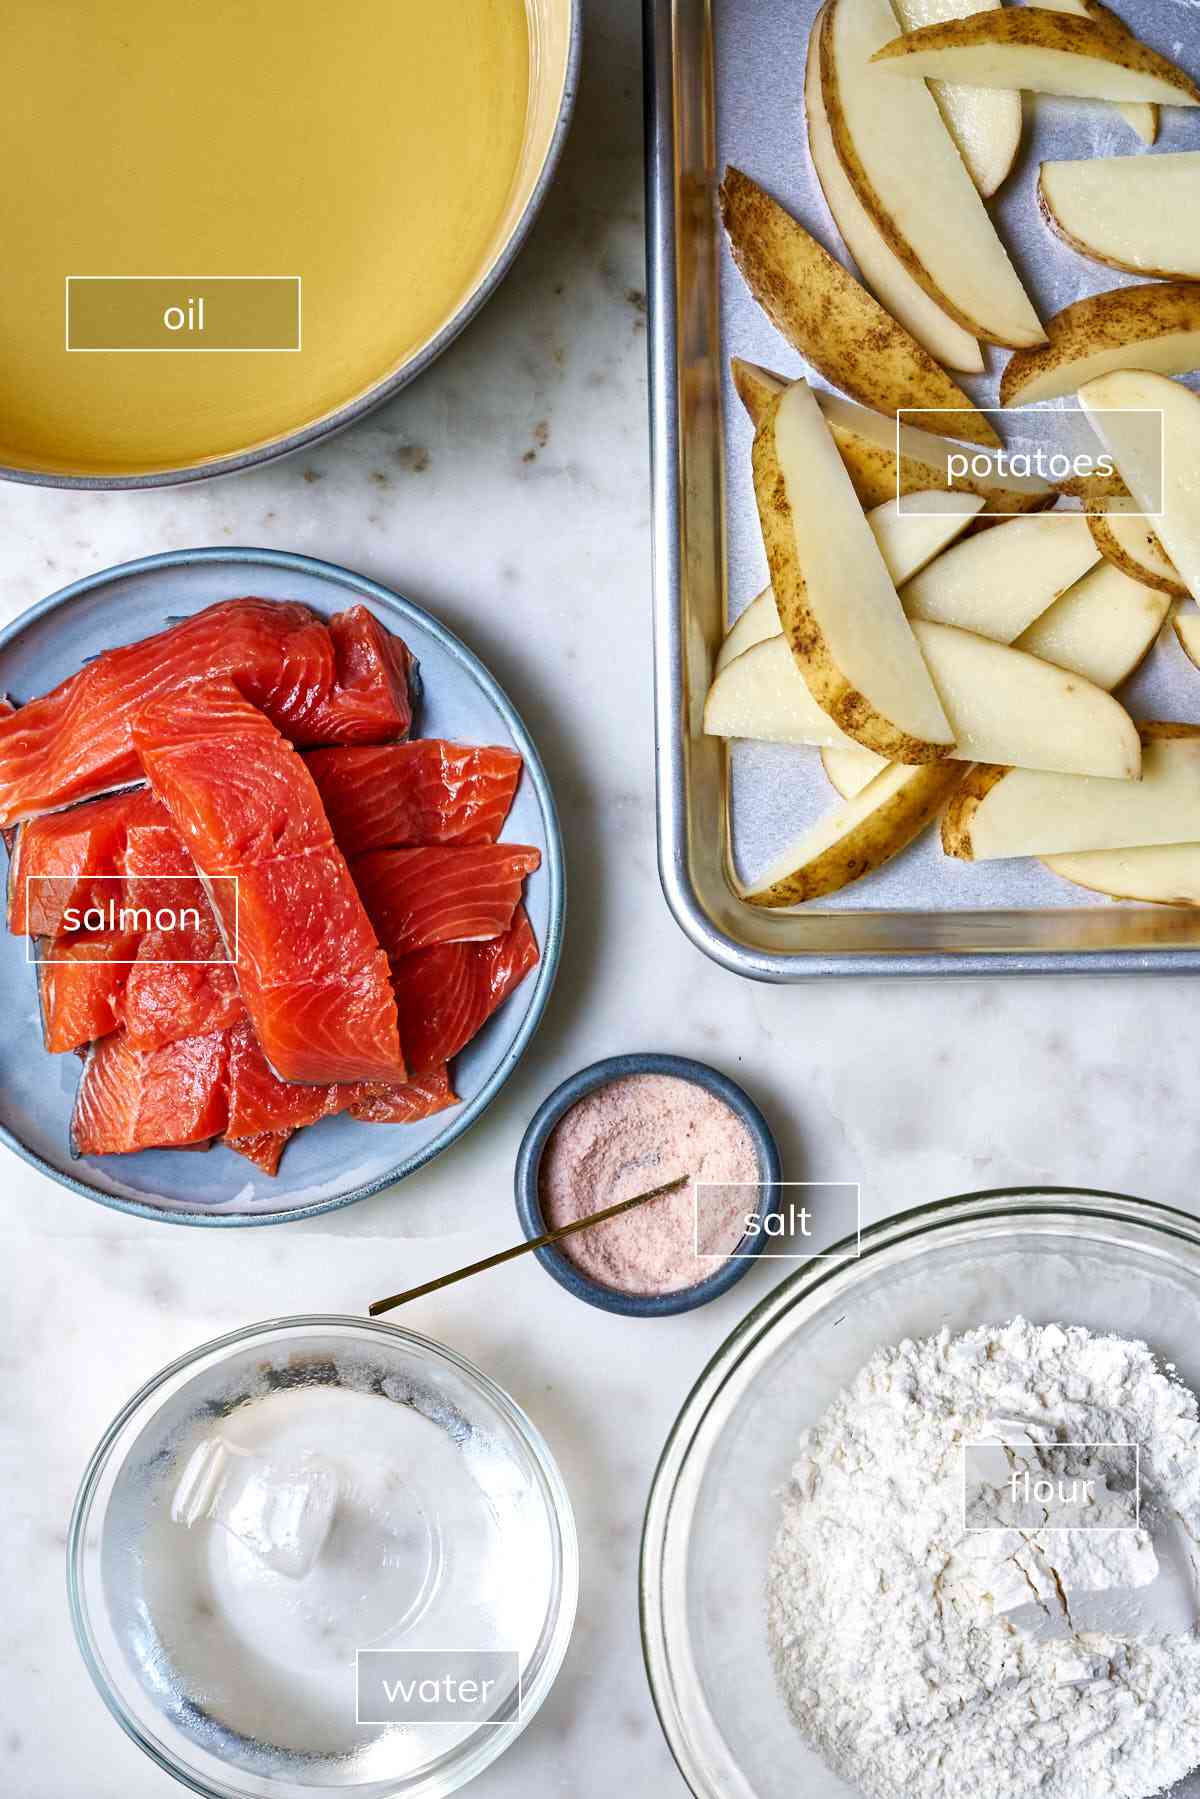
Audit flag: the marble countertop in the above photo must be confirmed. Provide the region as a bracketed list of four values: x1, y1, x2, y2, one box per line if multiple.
[3, 5, 1199, 1794]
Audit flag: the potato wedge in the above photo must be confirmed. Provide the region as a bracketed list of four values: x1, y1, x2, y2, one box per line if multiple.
[1038, 153, 1200, 280]
[732, 359, 789, 428]
[706, 624, 1140, 777]
[819, 0, 1046, 348]
[821, 743, 889, 798]
[889, 0, 1022, 197]
[901, 512, 1099, 640]
[1044, 844, 1200, 905]
[703, 636, 862, 751]
[717, 590, 782, 676]
[731, 364, 1055, 516]
[1079, 370, 1200, 603]
[720, 168, 998, 443]
[910, 619, 1139, 777]
[1000, 286, 1200, 410]
[944, 725, 1200, 861]
[739, 761, 965, 906]
[804, 12, 985, 370]
[716, 489, 982, 674]
[871, 11, 1200, 105]
[824, 555, 1167, 797]
[1172, 607, 1200, 671]
[1038, 0, 1157, 142]
[1088, 506, 1186, 600]
[753, 383, 954, 759]
[1016, 561, 1170, 689]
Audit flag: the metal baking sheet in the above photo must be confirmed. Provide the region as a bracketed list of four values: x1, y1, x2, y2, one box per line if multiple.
[645, 0, 1200, 978]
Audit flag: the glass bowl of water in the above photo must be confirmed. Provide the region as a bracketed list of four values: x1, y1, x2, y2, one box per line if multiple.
[69, 1316, 578, 1798]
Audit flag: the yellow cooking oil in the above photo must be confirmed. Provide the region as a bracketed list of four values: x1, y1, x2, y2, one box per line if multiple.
[0, 0, 530, 475]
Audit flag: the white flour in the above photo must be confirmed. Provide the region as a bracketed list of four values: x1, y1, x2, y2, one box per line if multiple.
[768, 1319, 1200, 1799]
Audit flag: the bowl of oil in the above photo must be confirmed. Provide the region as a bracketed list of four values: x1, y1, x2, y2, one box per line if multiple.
[1, 0, 578, 488]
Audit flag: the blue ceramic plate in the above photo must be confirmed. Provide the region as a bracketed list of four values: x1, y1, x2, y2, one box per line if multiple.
[0, 549, 563, 1225]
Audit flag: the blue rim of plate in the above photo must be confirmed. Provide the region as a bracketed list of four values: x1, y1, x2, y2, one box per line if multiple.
[0, 547, 565, 1226]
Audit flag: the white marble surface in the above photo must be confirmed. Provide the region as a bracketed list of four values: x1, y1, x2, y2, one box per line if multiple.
[3, 4, 1200, 1795]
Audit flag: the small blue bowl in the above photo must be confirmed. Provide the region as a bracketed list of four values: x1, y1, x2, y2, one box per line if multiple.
[514, 1054, 782, 1317]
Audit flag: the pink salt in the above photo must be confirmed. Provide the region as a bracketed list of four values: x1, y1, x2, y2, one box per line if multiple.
[537, 1073, 761, 1297]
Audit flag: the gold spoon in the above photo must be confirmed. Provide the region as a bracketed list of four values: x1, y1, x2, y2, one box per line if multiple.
[368, 1174, 689, 1316]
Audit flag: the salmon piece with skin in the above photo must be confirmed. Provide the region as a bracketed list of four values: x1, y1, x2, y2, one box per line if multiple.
[394, 906, 540, 1075]
[226, 1016, 457, 1138]
[71, 1027, 231, 1156]
[133, 678, 403, 1085]
[0, 598, 414, 829]
[353, 843, 541, 957]
[345, 1066, 459, 1123]
[117, 802, 240, 1050]
[37, 931, 140, 1054]
[225, 1016, 346, 1136]
[306, 741, 523, 854]
[6, 788, 155, 935]
[226, 1129, 292, 1175]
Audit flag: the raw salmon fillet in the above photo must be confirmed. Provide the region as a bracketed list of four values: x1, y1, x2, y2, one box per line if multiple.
[7, 788, 150, 935]
[14, 787, 239, 1054]
[394, 906, 539, 1075]
[117, 805, 240, 1050]
[72, 1028, 230, 1156]
[0, 598, 414, 828]
[346, 1066, 458, 1123]
[306, 741, 522, 854]
[225, 1017, 347, 1136]
[353, 844, 541, 958]
[38, 931, 139, 1054]
[226, 1130, 292, 1175]
[226, 1016, 456, 1137]
[133, 679, 404, 1085]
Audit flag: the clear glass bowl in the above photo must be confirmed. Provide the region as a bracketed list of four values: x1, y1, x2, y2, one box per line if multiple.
[640, 1188, 1200, 1799]
[69, 1317, 578, 1799]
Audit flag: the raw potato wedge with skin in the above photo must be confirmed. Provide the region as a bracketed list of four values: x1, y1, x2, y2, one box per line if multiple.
[1044, 844, 1200, 906]
[999, 286, 1200, 410]
[739, 761, 965, 907]
[753, 383, 954, 760]
[732, 359, 790, 429]
[889, 0, 1022, 197]
[1037, 0, 1157, 143]
[1038, 154, 1200, 280]
[731, 364, 1056, 516]
[719, 168, 999, 443]
[746, 511, 1100, 647]
[943, 726, 1200, 861]
[910, 619, 1140, 777]
[870, 11, 1200, 105]
[704, 637, 865, 751]
[716, 490, 982, 674]
[1088, 507, 1186, 600]
[901, 512, 1100, 640]
[706, 625, 1141, 777]
[1173, 609, 1200, 671]
[819, 0, 1047, 348]
[1079, 371, 1200, 603]
[1016, 561, 1170, 690]
[822, 743, 889, 799]
[717, 589, 783, 676]
[822, 556, 1168, 797]
[803, 18, 984, 372]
